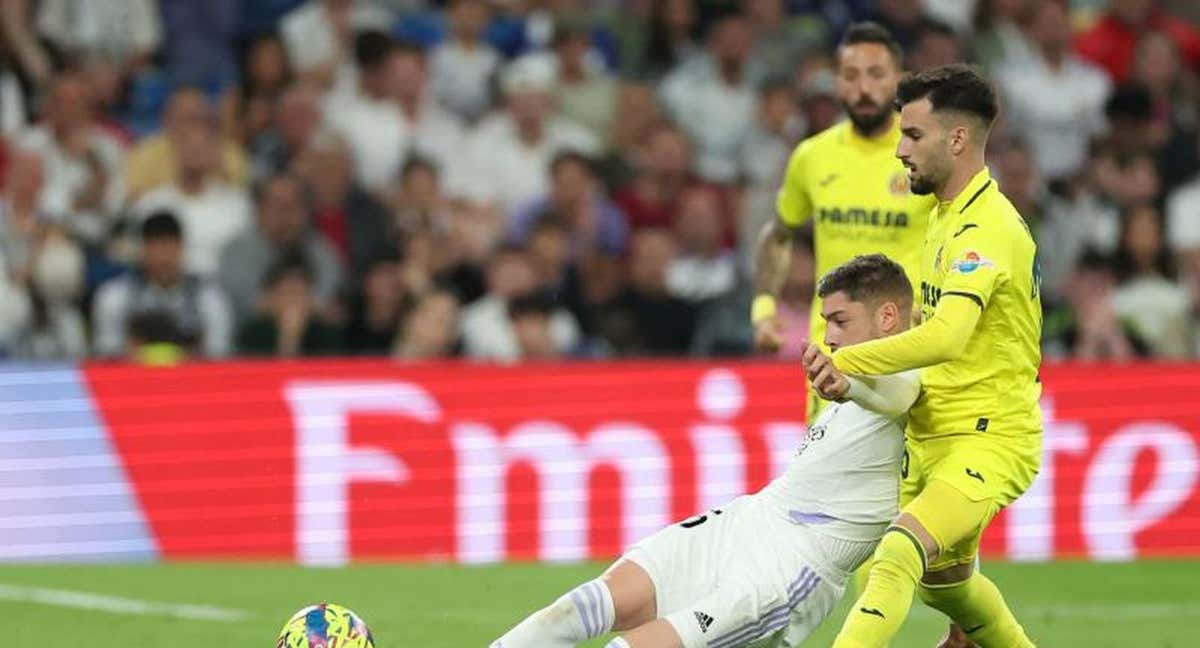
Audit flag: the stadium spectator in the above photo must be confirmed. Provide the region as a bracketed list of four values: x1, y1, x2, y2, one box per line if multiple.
[221, 33, 293, 149]
[35, 0, 160, 84]
[236, 253, 344, 357]
[775, 235, 816, 358]
[909, 18, 964, 71]
[625, 0, 699, 80]
[429, 0, 500, 122]
[391, 157, 452, 236]
[1091, 146, 1162, 211]
[249, 82, 325, 184]
[508, 292, 565, 360]
[614, 123, 694, 231]
[459, 55, 598, 209]
[795, 55, 842, 135]
[1042, 248, 1145, 361]
[739, 80, 803, 189]
[605, 227, 696, 355]
[745, 0, 827, 83]
[1131, 31, 1200, 190]
[659, 12, 758, 184]
[158, 0, 240, 90]
[0, 0, 54, 95]
[280, 0, 393, 89]
[291, 132, 390, 284]
[969, 0, 1036, 72]
[124, 87, 249, 200]
[343, 250, 409, 354]
[322, 31, 409, 195]
[1111, 202, 1194, 358]
[1167, 155, 1200, 322]
[92, 211, 234, 358]
[508, 152, 628, 259]
[1075, 0, 1200, 83]
[17, 71, 125, 244]
[605, 80, 666, 185]
[0, 149, 87, 359]
[666, 186, 736, 302]
[218, 173, 344, 322]
[553, 21, 618, 147]
[133, 123, 252, 277]
[869, 0, 925, 53]
[392, 286, 460, 359]
[460, 245, 580, 362]
[996, 0, 1110, 182]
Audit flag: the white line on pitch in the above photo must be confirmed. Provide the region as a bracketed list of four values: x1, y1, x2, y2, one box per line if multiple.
[0, 583, 253, 621]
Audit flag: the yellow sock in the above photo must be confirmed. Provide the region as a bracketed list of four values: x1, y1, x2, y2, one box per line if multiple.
[919, 572, 1035, 648]
[832, 529, 925, 648]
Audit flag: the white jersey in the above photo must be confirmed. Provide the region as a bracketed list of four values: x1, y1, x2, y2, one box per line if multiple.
[757, 370, 918, 542]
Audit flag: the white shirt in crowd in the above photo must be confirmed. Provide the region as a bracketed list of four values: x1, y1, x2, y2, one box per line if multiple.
[1167, 176, 1200, 252]
[429, 40, 500, 122]
[997, 54, 1110, 180]
[280, 0, 392, 76]
[17, 125, 126, 244]
[37, 0, 161, 64]
[659, 56, 758, 184]
[667, 253, 737, 302]
[459, 295, 581, 362]
[324, 91, 465, 195]
[92, 274, 234, 358]
[457, 113, 598, 209]
[134, 181, 252, 277]
[758, 371, 919, 541]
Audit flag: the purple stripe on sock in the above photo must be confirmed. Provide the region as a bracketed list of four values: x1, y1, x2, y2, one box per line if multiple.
[572, 588, 595, 637]
[586, 582, 607, 635]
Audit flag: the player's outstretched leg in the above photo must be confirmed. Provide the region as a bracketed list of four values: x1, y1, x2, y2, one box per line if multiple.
[919, 569, 1034, 648]
[490, 560, 655, 647]
[830, 522, 925, 648]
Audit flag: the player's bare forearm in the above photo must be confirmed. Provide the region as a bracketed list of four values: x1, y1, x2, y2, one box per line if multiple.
[753, 218, 795, 297]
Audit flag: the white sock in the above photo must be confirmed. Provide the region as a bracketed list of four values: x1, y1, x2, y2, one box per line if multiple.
[490, 579, 616, 647]
[604, 638, 632, 648]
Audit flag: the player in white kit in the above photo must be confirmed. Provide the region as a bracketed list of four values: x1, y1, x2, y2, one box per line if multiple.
[491, 254, 919, 648]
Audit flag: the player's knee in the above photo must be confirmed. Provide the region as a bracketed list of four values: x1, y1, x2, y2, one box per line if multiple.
[920, 562, 974, 594]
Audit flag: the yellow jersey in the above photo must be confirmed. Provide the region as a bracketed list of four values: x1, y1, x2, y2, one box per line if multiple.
[776, 119, 937, 345]
[910, 168, 1043, 441]
[775, 119, 935, 421]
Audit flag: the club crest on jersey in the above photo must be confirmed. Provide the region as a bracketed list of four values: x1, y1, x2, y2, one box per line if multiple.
[888, 171, 910, 196]
[952, 251, 993, 274]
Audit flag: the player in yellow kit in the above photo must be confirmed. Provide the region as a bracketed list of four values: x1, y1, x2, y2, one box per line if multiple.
[752, 22, 936, 424]
[804, 65, 1041, 648]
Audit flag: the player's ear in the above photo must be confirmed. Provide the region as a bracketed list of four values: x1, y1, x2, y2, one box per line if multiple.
[949, 125, 968, 155]
[876, 301, 899, 333]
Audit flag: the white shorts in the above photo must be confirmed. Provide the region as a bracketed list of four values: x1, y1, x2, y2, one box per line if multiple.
[621, 496, 876, 648]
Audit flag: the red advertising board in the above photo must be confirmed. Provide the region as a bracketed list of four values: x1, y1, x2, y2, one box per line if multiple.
[65, 360, 1200, 565]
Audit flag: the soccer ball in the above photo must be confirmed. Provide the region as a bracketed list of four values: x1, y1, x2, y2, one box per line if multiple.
[276, 603, 375, 648]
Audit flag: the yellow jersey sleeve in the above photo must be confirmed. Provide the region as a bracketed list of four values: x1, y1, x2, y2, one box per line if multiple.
[938, 222, 1012, 309]
[832, 296, 982, 375]
[775, 142, 812, 228]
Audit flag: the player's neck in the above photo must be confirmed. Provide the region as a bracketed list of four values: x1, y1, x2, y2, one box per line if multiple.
[936, 156, 987, 203]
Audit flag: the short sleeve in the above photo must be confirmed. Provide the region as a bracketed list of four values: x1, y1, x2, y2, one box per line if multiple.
[775, 142, 813, 228]
[939, 221, 1012, 308]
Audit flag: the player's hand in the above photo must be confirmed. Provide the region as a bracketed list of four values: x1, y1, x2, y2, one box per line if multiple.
[754, 316, 784, 353]
[801, 342, 849, 400]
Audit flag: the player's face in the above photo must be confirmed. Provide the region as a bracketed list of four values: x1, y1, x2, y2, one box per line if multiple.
[836, 42, 900, 135]
[897, 97, 952, 195]
[821, 291, 875, 351]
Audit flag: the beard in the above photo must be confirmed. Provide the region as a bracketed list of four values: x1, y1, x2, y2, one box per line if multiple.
[909, 173, 938, 195]
[843, 98, 894, 135]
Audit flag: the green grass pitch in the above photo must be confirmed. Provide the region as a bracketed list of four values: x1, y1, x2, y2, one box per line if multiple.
[0, 560, 1195, 647]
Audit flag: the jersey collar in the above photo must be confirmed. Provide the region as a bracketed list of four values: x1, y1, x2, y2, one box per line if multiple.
[844, 117, 901, 153]
[939, 168, 993, 216]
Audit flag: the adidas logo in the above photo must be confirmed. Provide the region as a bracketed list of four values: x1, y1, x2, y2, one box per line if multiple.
[694, 610, 714, 633]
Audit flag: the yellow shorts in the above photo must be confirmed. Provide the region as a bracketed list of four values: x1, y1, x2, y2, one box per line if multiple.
[899, 434, 1041, 571]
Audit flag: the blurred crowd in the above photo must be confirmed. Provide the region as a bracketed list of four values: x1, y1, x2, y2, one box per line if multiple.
[0, 0, 1198, 363]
